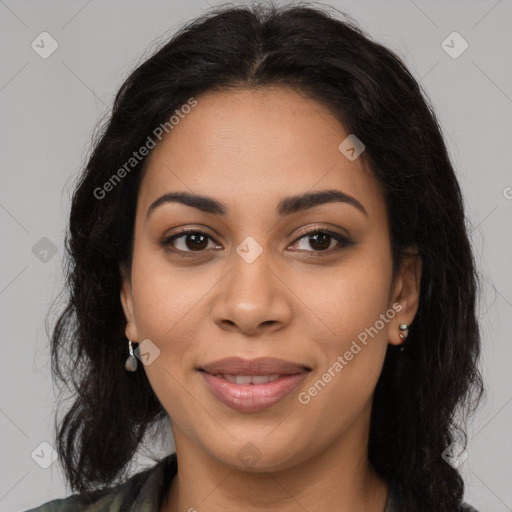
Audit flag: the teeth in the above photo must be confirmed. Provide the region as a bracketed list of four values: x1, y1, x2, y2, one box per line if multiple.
[219, 374, 281, 384]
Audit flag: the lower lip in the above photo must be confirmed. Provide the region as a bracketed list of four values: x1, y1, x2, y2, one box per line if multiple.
[200, 371, 309, 413]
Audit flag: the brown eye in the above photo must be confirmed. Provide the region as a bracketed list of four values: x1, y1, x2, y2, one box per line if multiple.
[161, 227, 352, 256]
[290, 229, 351, 253]
[303, 232, 332, 250]
[162, 230, 218, 252]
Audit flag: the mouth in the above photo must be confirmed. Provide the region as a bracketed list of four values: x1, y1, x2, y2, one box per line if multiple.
[198, 357, 312, 413]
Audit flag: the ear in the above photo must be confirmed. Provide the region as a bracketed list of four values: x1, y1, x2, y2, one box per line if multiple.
[388, 247, 422, 346]
[119, 262, 140, 342]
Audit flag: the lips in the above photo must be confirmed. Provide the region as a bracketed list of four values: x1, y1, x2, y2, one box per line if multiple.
[200, 356, 310, 376]
[198, 357, 311, 413]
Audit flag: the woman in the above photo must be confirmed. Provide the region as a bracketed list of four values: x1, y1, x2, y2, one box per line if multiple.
[26, 2, 484, 511]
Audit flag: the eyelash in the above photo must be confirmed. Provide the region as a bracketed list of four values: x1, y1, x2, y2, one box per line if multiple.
[160, 226, 353, 257]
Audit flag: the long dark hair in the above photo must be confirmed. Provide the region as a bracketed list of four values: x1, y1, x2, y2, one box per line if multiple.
[47, 2, 484, 510]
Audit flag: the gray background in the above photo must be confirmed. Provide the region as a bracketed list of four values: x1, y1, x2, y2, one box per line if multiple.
[1, 0, 511, 510]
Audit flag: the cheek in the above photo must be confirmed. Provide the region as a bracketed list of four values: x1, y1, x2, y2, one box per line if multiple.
[301, 241, 394, 390]
[128, 248, 215, 408]
[128, 249, 206, 427]
[296, 270, 392, 434]
[130, 243, 207, 343]
[304, 242, 393, 340]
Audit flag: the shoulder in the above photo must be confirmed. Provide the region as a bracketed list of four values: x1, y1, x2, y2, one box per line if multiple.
[23, 453, 177, 512]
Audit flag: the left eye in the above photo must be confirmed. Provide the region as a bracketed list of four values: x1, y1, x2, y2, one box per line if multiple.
[290, 229, 348, 252]
[162, 229, 349, 254]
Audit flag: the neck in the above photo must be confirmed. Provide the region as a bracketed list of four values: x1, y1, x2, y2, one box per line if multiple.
[161, 408, 388, 512]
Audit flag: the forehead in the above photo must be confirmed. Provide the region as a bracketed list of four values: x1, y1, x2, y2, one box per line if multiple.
[137, 87, 384, 222]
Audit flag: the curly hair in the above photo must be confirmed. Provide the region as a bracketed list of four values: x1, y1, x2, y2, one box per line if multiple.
[47, 2, 484, 510]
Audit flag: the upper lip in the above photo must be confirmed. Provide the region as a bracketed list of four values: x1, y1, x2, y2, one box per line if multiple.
[200, 357, 311, 376]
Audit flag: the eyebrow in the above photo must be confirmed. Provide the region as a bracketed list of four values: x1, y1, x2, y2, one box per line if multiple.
[146, 189, 368, 219]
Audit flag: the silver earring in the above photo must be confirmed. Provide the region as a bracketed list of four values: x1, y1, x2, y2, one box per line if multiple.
[399, 323, 409, 341]
[125, 340, 138, 372]
[398, 324, 409, 353]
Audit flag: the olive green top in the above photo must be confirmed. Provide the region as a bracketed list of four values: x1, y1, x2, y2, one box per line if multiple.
[24, 452, 479, 511]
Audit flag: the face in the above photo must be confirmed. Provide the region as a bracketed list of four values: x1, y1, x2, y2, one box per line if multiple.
[120, 86, 421, 472]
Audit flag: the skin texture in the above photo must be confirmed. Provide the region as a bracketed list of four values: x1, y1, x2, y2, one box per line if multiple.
[119, 86, 422, 512]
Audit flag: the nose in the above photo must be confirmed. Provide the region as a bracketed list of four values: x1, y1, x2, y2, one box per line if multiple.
[211, 248, 293, 337]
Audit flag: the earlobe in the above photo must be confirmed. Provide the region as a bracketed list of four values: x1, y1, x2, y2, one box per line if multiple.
[388, 248, 422, 346]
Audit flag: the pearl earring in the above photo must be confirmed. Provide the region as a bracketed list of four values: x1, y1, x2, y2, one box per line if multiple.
[399, 323, 409, 341]
[125, 340, 138, 372]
